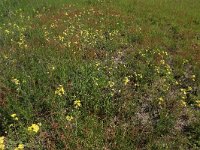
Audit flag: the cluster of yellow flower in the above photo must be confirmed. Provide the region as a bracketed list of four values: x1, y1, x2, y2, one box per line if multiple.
[2, 112, 41, 149]
[165, 64, 172, 75]
[0, 136, 24, 150]
[18, 33, 28, 49]
[191, 75, 196, 81]
[134, 72, 143, 79]
[74, 99, 81, 108]
[180, 88, 188, 100]
[66, 115, 74, 121]
[0, 136, 5, 150]
[180, 100, 187, 107]
[11, 113, 19, 121]
[123, 77, 130, 85]
[55, 85, 65, 96]
[158, 97, 164, 105]
[108, 81, 115, 88]
[10, 113, 40, 133]
[65, 99, 82, 122]
[14, 144, 24, 150]
[160, 59, 165, 65]
[28, 124, 40, 133]
[11, 78, 20, 85]
[196, 100, 200, 107]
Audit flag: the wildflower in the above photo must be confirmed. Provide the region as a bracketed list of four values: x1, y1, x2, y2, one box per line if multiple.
[14, 144, 24, 150]
[191, 75, 196, 81]
[160, 60, 165, 65]
[196, 100, 200, 107]
[49, 65, 55, 71]
[50, 23, 55, 28]
[94, 79, 98, 86]
[187, 86, 192, 91]
[28, 124, 40, 133]
[95, 62, 100, 67]
[138, 74, 143, 79]
[180, 89, 187, 95]
[123, 77, 130, 85]
[108, 81, 115, 88]
[0, 136, 5, 150]
[155, 67, 160, 73]
[11, 113, 19, 121]
[66, 115, 73, 121]
[0, 137, 4, 143]
[74, 99, 81, 109]
[180, 100, 187, 107]
[59, 36, 64, 42]
[11, 78, 20, 85]
[158, 97, 164, 105]
[167, 71, 171, 75]
[181, 96, 186, 100]
[5, 29, 10, 34]
[11, 113, 16, 118]
[110, 91, 114, 97]
[55, 85, 65, 96]
[9, 124, 14, 128]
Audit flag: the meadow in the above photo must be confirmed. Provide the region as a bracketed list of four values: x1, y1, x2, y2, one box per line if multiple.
[0, 0, 200, 149]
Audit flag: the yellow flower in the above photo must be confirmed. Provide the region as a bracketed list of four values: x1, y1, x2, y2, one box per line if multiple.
[55, 85, 65, 96]
[108, 81, 115, 88]
[180, 100, 187, 107]
[180, 89, 187, 95]
[28, 124, 40, 133]
[192, 75, 196, 78]
[187, 86, 192, 91]
[191, 75, 196, 81]
[74, 100, 81, 109]
[66, 115, 73, 121]
[160, 60, 165, 65]
[0, 144, 5, 149]
[5, 29, 10, 34]
[9, 124, 14, 128]
[11, 113, 19, 121]
[123, 77, 130, 85]
[95, 62, 100, 67]
[181, 96, 186, 100]
[196, 100, 200, 107]
[0, 136, 5, 150]
[11, 113, 17, 117]
[59, 35, 64, 42]
[158, 97, 164, 105]
[0, 137, 4, 144]
[11, 78, 20, 85]
[14, 144, 24, 150]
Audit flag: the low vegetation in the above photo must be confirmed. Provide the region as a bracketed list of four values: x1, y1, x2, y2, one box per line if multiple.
[0, 0, 200, 149]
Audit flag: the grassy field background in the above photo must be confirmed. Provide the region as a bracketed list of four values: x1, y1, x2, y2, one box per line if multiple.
[0, 0, 200, 149]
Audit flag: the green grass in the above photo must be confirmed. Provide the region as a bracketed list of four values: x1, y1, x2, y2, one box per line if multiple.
[0, 0, 200, 149]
